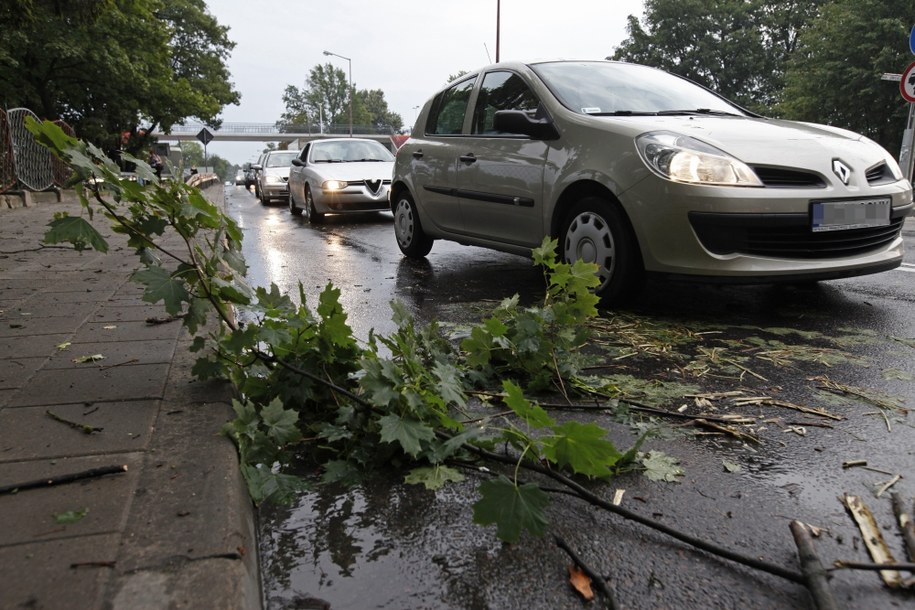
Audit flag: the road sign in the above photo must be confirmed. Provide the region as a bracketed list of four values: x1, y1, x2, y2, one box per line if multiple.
[901, 61, 915, 103]
[910, 25, 915, 54]
[196, 127, 214, 146]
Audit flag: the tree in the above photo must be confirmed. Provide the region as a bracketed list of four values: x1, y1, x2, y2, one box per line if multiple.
[611, 0, 824, 113]
[356, 89, 403, 131]
[780, 0, 910, 155]
[280, 63, 402, 133]
[280, 63, 349, 131]
[0, 0, 239, 153]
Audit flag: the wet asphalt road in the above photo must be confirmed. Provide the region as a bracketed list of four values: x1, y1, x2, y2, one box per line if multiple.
[224, 185, 915, 610]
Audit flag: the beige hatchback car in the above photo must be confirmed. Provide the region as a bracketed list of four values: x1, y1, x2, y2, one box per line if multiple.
[391, 60, 913, 304]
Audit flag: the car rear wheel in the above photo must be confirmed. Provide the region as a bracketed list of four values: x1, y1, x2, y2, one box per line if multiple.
[304, 186, 324, 224]
[393, 192, 433, 257]
[561, 196, 643, 305]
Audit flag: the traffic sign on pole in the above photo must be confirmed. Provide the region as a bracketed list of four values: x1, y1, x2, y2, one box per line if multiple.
[196, 128, 214, 146]
[901, 61, 915, 103]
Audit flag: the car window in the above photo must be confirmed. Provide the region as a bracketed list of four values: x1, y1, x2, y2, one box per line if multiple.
[298, 144, 310, 162]
[471, 71, 542, 135]
[427, 77, 475, 136]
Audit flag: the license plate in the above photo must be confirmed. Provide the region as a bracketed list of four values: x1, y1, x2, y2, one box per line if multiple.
[811, 198, 891, 232]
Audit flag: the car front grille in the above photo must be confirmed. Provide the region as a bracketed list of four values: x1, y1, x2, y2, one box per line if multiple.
[865, 163, 894, 184]
[751, 166, 825, 188]
[689, 211, 904, 258]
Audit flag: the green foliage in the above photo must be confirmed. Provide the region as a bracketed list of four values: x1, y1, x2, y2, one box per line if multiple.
[31, 118, 674, 543]
[472, 475, 550, 544]
[280, 63, 403, 131]
[0, 0, 238, 150]
[461, 238, 600, 392]
[780, 0, 910, 153]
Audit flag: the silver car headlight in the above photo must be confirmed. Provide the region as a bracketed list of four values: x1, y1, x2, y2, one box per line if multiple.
[322, 179, 348, 191]
[637, 131, 762, 186]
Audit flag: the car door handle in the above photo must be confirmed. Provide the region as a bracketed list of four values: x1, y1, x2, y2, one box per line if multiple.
[459, 154, 477, 164]
[412, 150, 423, 159]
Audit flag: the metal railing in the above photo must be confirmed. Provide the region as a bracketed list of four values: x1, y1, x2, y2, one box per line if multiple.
[0, 108, 73, 193]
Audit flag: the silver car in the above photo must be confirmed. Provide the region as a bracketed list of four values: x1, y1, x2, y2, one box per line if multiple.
[288, 138, 394, 222]
[253, 149, 298, 204]
[391, 60, 914, 304]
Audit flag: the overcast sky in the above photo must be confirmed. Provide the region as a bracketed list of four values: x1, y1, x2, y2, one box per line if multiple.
[200, 0, 646, 165]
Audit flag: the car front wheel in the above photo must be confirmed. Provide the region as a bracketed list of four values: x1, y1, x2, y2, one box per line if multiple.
[393, 192, 433, 257]
[304, 186, 324, 224]
[561, 196, 643, 305]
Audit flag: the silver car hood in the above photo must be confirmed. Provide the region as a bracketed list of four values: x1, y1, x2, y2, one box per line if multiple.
[605, 115, 889, 170]
[313, 161, 394, 180]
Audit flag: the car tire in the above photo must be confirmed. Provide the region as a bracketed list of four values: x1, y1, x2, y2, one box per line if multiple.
[561, 196, 643, 305]
[393, 192, 433, 257]
[289, 192, 302, 216]
[304, 186, 324, 224]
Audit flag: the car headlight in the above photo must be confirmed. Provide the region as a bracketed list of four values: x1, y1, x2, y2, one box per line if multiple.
[322, 179, 348, 191]
[637, 131, 762, 186]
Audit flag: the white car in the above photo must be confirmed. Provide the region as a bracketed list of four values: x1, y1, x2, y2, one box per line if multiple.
[253, 149, 298, 204]
[288, 138, 394, 222]
[391, 60, 914, 304]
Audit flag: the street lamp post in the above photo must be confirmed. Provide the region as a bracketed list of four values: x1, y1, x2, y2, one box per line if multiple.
[323, 50, 353, 137]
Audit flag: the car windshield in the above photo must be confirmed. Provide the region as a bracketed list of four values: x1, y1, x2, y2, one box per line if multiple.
[266, 152, 298, 167]
[531, 61, 745, 117]
[311, 140, 395, 163]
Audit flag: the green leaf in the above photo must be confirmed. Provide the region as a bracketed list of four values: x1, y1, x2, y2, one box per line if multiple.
[44, 216, 109, 253]
[260, 398, 302, 446]
[378, 414, 435, 457]
[502, 380, 555, 429]
[404, 465, 465, 490]
[542, 420, 621, 477]
[132, 266, 189, 315]
[53, 508, 89, 524]
[472, 475, 549, 543]
[641, 451, 684, 483]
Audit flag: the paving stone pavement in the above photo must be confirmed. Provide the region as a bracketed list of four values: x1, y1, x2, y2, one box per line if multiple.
[0, 187, 260, 609]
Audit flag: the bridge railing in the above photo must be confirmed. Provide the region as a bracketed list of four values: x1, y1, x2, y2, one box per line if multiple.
[166, 121, 398, 137]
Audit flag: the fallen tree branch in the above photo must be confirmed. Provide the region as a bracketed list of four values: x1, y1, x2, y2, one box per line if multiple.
[790, 520, 839, 610]
[466, 443, 804, 585]
[0, 464, 127, 494]
[554, 535, 618, 610]
[891, 493, 915, 562]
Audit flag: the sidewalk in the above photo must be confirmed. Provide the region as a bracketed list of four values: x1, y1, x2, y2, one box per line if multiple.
[0, 188, 260, 609]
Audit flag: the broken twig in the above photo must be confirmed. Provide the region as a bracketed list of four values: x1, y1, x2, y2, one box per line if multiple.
[45, 410, 103, 434]
[790, 521, 839, 610]
[554, 535, 617, 610]
[0, 464, 127, 494]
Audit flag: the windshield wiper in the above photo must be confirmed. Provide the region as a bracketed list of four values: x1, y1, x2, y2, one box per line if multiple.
[588, 110, 659, 116]
[655, 108, 738, 116]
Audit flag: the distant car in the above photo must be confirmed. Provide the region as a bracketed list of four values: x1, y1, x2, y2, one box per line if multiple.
[391, 59, 913, 304]
[288, 138, 395, 222]
[252, 153, 267, 198]
[253, 150, 299, 204]
[244, 164, 256, 189]
[235, 170, 245, 185]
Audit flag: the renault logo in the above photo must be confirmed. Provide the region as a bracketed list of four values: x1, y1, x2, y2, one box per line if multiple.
[832, 159, 851, 185]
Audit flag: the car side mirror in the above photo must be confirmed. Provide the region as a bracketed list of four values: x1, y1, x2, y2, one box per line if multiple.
[493, 110, 559, 140]
[291, 158, 304, 167]
[252, 164, 262, 171]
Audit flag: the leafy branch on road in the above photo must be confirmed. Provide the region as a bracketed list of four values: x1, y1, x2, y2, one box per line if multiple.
[28, 117, 669, 542]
